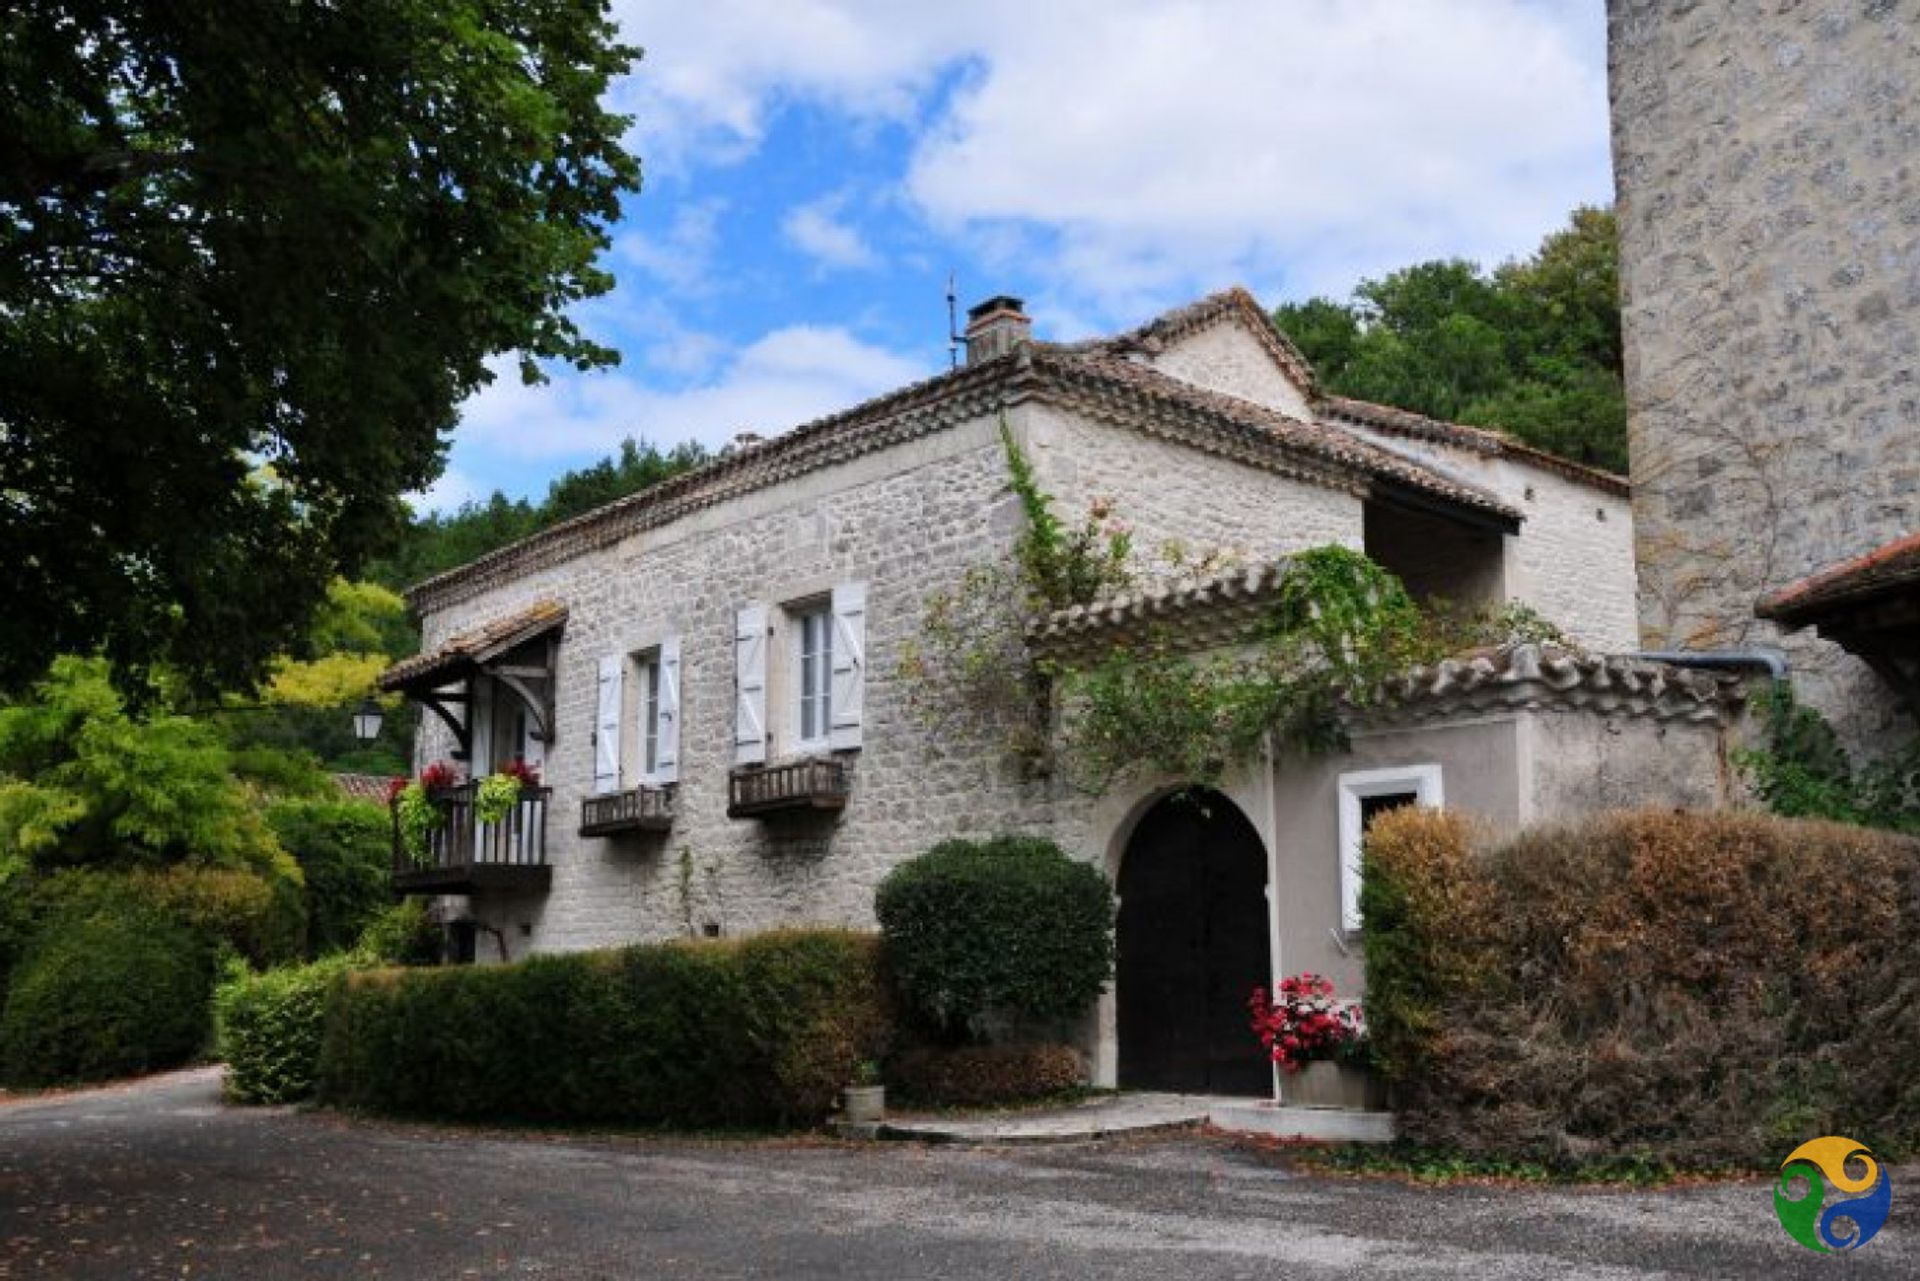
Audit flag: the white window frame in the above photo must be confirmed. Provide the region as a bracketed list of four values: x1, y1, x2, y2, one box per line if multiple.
[633, 649, 663, 783]
[790, 600, 834, 755]
[1336, 763, 1443, 935]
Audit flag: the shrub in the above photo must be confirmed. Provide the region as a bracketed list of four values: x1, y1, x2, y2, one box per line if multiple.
[20, 867, 305, 970]
[1, 905, 213, 1086]
[267, 799, 393, 956]
[889, 1043, 1086, 1107]
[216, 956, 352, 1104]
[875, 836, 1114, 1037]
[1362, 807, 1920, 1167]
[318, 929, 888, 1128]
[349, 899, 442, 966]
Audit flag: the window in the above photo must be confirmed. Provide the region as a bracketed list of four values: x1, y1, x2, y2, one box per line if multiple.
[636, 651, 662, 777]
[1336, 764, 1443, 934]
[794, 603, 833, 751]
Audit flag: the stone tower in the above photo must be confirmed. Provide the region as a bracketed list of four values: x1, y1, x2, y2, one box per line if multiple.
[1609, 0, 1920, 747]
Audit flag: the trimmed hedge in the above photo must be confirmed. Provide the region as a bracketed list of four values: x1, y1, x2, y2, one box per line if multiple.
[216, 956, 352, 1104]
[1, 906, 213, 1086]
[1362, 807, 1920, 1166]
[875, 835, 1113, 1036]
[318, 929, 888, 1128]
[889, 1043, 1086, 1107]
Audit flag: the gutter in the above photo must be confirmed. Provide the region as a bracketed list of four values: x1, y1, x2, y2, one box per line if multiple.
[1627, 647, 1790, 683]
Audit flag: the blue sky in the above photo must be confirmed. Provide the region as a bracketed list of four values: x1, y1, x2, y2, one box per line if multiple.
[429, 0, 1613, 512]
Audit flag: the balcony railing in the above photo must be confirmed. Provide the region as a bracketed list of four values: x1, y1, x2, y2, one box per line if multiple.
[392, 782, 553, 895]
[580, 784, 675, 837]
[727, 758, 850, 818]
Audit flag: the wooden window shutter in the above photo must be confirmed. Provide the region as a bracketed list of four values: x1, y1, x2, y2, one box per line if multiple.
[829, 581, 867, 751]
[655, 634, 682, 783]
[734, 604, 768, 765]
[594, 655, 623, 794]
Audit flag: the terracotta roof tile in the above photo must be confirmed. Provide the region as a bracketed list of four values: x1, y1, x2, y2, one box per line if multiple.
[1321, 396, 1630, 497]
[1756, 531, 1920, 625]
[332, 773, 402, 805]
[378, 599, 567, 690]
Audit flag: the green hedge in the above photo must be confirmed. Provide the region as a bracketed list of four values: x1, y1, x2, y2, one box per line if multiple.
[12, 867, 305, 970]
[1362, 807, 1920, 1167]
[216, 955, 352, 1104]
[875, 835, 1113, 1036]
[1, 906, 213, 1086]
[318, 929, 889, 1128]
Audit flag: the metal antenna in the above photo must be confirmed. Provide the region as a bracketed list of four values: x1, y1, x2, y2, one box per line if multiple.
[946, 272, 962, 370]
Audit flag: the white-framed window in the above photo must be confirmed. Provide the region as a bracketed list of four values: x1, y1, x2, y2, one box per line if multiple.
[1336, 763, 1443, 934]
[636, 650, 662, 777]
[596, 634, 680, 792]
[735, 584, 864, 765]
[793, 602, 834, 753]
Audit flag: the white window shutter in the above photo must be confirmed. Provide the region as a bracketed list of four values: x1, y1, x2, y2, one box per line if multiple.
[734, 604, 768, 765]
[829, 581, 867, 751]
[594, 655, 623, 794]
[655, 635, 682, 783]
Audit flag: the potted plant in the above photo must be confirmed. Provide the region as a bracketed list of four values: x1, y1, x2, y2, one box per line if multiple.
[390, 762, 463, 867]
[475, 757, 541, 825]
[1248, 974, 1384, 1110]
[842, 1059, 885, 1124]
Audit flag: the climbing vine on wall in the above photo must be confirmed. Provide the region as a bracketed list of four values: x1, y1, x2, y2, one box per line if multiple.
[901, 423, 1569, 789]
[1736, 685, 1920, 834]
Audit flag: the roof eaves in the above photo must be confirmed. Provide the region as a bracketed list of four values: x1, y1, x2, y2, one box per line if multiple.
[1321, 396, 1631, 498]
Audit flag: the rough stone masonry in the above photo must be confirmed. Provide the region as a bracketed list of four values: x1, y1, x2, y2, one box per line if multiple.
[1610, 0, 1920, 749]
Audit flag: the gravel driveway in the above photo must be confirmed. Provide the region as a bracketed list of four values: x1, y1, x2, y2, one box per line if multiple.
[2, 1069, 1912, 1279]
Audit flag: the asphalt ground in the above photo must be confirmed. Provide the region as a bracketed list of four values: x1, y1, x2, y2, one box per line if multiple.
[2, 1068, 1913, 1279]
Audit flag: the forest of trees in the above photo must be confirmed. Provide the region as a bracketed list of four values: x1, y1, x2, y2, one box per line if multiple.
[367, 438, 711, 592]
[1273, 206, 1625, 472]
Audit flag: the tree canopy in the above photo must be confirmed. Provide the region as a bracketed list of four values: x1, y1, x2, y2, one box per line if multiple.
[1274, 207, 1626, 472]
[368, 436, 710, 590]
[0, 0, 642, 697]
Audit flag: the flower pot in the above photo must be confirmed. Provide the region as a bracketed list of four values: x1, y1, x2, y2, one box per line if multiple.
[842, 1084, 886, 1124]
[1283, 1061, 1385, 1110]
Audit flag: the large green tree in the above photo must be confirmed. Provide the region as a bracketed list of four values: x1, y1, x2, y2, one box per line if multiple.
[0, 1, 642, 697]
[1275, 207, 1626, 471]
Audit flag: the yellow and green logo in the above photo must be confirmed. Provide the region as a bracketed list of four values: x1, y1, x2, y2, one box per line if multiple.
[1774, 1136, 1892, 1253]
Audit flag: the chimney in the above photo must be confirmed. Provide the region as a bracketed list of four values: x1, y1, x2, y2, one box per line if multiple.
[964, 295, 1031, 365]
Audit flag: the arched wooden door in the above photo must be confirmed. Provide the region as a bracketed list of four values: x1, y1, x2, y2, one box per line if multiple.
[1117, 790, 1272, 1095]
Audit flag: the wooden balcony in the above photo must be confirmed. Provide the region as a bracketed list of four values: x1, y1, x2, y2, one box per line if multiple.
[392, 783, 552, 895]
[728, 758, 850, 818]
[580, 784, 675, 837]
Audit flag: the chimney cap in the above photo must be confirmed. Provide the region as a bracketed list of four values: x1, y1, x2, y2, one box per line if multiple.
[966, 295, 1027, 323]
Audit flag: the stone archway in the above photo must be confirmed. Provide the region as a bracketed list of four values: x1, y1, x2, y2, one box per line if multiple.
[1116, 788, 1272, 1096]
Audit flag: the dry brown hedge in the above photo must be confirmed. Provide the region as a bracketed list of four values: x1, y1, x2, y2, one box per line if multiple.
[888, 1043, 1087, 1107]
[1362, 807, 1920, 1167]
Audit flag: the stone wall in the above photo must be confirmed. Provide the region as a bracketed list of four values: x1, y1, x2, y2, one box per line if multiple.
[415, 400, 1386, 961]
[1610, 0, 1920, 746]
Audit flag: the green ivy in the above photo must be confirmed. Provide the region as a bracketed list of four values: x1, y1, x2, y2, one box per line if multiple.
[393, 782, 442, 865]
[1736, 686, 1920, 834]
[902, 427, 1571, 789]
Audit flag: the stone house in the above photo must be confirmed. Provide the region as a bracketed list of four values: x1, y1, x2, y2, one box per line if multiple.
[382, 289, 1743, 1096]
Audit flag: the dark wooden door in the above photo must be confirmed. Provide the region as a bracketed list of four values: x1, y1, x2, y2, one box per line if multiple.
[1117, 791, 1272, 1096]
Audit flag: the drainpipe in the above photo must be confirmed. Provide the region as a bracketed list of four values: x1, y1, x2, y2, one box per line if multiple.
[1627, 647, 1790, 683]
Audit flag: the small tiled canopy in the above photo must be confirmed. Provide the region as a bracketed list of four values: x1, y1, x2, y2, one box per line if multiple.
[1757, 531, 1920, 714]
[378, 599, 568, 759]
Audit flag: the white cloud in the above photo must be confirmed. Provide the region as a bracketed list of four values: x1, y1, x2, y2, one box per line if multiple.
[608, 0, 1610, 315]
[782, 195, 881, 271]
[410, 465, 486, 516]
[453, 327, 930, 463]
[613, 198, 728, 296]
